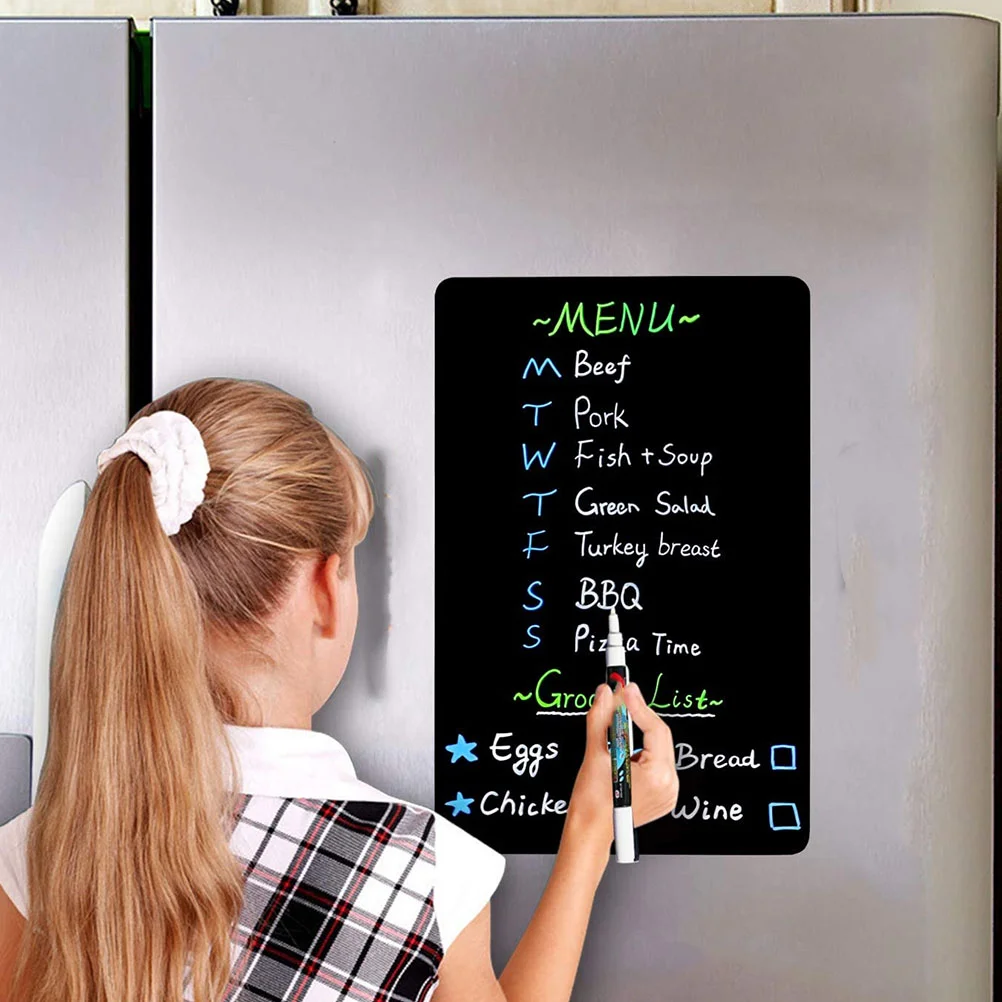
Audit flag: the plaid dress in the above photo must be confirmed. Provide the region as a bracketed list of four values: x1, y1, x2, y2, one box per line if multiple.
[220, 795, 444, 1002]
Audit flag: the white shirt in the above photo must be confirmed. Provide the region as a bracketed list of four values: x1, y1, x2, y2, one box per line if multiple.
[0, 725, 505, 966]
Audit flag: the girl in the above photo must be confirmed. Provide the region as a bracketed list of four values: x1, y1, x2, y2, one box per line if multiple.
[0, 376, 679, 1002]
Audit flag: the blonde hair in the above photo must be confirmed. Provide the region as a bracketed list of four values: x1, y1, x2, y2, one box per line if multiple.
[11, 377, 374, 1002]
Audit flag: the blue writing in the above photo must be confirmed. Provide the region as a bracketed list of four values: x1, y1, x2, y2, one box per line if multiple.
[523, 531, 549, 559]
[522, 443, 557, 470]
[522, 402, 553, 426]
[522, 358, 564, 379]
[523, 581, 544, 611]
[522, 489, 558, 516]
[523, 624, 542, 649]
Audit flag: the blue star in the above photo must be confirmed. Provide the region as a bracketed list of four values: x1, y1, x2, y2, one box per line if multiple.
[444, 792, 474, 817]
[445, 734, 478, 763]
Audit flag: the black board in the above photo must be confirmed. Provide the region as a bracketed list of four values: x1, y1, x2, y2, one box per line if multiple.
[434, 277, 809, 855]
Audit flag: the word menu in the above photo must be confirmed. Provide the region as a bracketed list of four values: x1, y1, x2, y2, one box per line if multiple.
[434, 277, 809, 854]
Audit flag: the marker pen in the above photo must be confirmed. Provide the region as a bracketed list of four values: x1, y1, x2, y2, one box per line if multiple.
[606, 611, 639, 863]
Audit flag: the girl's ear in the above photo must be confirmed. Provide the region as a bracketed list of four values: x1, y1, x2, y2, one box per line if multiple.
[312, 553, 342, 640]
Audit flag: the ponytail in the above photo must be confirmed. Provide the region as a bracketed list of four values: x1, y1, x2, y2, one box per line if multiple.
[11, 377, 374, 1002]
[12, 448, 244, 1002]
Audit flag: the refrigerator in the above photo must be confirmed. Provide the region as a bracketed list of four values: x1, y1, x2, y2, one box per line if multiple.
[0, 19, 132, 825]
[1, 12, 998, 1001]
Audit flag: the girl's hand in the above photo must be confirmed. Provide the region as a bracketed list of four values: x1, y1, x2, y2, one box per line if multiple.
[621, 681, 680, 827]
[564, 681, 680, 853]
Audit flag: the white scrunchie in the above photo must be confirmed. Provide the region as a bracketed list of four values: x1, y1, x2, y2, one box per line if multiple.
[96, 410, 211, 536]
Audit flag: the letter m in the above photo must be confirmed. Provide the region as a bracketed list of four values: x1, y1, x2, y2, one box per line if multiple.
[551, 302, 594, 337]
[522, 357, 563, 379]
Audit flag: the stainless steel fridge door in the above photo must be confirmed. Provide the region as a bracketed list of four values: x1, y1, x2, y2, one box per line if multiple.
[150, 15, 997, 1000]
[0, 20, 132, 801]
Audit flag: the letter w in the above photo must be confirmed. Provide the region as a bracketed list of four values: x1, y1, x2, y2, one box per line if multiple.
[522, 357, 563, 379]
[523, 443, 557, 470]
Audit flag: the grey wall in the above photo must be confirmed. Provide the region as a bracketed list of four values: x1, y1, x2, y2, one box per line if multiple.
[0, 20, 132, 742]
[150, 15, 996, 999]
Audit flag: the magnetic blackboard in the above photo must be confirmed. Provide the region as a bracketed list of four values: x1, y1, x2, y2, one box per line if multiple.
[435, 277, 809, 855]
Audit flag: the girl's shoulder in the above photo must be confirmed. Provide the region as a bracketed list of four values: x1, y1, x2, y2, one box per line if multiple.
[338, 778, 507, 952]
[0, 807, 32, 918]
[408, 797, 507, 953]
[221, 724, 507, 938]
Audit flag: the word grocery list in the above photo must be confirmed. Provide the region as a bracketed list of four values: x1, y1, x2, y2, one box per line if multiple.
[435, 277, 809, 854]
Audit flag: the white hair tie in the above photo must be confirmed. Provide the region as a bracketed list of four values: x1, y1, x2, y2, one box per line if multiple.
[96, 410, 211, 536]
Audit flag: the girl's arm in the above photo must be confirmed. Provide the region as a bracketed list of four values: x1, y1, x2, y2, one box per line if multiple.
[435, 681, 679, 1002]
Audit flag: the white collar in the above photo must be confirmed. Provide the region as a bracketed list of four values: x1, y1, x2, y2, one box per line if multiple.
[223, 724, 391, 801]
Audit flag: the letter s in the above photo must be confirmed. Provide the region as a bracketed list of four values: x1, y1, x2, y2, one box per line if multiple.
[523, 624, 542, 649]
[523, 580, 544, 611]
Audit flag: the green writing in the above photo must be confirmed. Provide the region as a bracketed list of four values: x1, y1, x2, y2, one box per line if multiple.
[649, 672, 723, 711]
[517, 668, 597, 710]
[515, 667, 722, 714]
[541, 300, 700, 337]
[547, 302, 594, 337]
[594, 301, 617, 336]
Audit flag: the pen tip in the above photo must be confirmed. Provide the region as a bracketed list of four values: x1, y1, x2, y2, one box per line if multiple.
[608, 611, 619, 632]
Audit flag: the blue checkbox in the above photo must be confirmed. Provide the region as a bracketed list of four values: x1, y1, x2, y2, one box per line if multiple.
[770, 744, 796, 770]
[768, 802, 801, 831]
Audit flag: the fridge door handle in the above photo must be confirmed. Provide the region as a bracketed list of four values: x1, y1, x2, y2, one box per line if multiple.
[32, 480, 89, 802]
